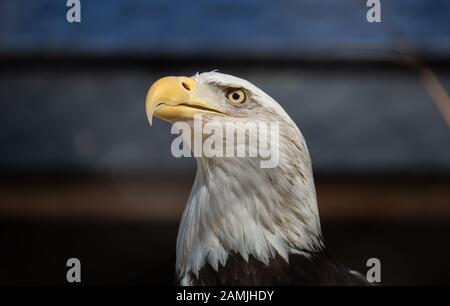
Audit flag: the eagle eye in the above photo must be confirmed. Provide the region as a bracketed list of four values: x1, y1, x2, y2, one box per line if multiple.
[226, 89, 246, 104]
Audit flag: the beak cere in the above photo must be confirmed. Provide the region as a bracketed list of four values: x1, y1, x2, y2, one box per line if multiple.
[145, 76, 223, 125]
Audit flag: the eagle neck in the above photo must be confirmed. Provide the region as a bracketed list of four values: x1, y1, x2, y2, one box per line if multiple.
[176, 154, 324, 284]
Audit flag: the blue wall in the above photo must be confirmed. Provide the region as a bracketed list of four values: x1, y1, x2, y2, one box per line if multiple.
[1, 0, 449, 58]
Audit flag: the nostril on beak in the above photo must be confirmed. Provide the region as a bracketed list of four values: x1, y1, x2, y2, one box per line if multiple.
[182, 82, 191, 91]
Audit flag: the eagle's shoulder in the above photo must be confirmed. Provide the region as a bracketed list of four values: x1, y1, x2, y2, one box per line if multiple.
[177, 251, 370, 286]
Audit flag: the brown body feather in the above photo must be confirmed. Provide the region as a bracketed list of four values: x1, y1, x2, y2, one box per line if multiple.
[178, 251, 370, 286]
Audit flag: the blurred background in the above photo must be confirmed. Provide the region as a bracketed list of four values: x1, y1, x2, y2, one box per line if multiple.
[1, 0, 450, 285]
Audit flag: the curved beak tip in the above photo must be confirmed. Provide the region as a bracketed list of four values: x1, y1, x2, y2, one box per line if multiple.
[147, 112, 153, 126]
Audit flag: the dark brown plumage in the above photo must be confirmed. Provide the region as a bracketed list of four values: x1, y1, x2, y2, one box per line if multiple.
[178, 251, 370, 286]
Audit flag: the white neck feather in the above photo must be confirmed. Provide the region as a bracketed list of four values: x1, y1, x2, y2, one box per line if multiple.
[175, 126, 324, 282]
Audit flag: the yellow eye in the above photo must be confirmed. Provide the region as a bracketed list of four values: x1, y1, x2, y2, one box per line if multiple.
[226, 89, 246, 104]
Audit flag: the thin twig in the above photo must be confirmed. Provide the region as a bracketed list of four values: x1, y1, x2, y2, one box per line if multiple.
[355, 0, 450, 127]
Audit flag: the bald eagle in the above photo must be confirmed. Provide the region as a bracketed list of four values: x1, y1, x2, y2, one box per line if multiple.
[146, 72, 369, 286]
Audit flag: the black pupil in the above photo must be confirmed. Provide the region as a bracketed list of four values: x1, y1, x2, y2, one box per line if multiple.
[232, 92, 241, 100]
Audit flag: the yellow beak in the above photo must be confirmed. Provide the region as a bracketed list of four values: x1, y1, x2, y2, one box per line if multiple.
[145, 76, 224, 125]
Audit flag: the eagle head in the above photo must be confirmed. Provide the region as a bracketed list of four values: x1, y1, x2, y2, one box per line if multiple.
[146, 72, 323, 285]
